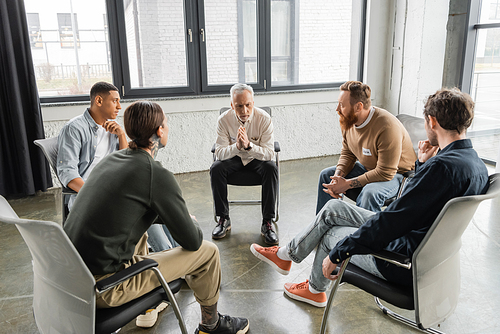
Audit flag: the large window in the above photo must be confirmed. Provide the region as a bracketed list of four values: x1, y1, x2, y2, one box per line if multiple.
[25, 0, 366, 102]
[464, 0, 500, 163]
[24, 0, 112, 99]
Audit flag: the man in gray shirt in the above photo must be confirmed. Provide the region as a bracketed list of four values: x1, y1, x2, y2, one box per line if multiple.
[57, 81, 127, 206]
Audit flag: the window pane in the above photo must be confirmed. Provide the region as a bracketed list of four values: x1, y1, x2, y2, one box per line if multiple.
[27, 13, 43, 49]
[24, 0, 112, 97]
[57, 13, 80, 49]
[469, 27, 500, 162]
[271, 0, 352, 86]
[204, 0, 258, 85]
[123, 0, 188, 88]
[483, 0, 500, 22]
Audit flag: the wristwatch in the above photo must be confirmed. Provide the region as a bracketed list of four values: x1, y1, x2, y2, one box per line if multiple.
[244, 142, 253, 151]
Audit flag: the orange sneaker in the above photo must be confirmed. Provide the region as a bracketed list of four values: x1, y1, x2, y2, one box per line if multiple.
[284, 280, 327, 307]
[250, 244, 291, 275]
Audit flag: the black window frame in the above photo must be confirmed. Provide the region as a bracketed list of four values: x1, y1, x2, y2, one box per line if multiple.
[39, 0, 366, 104]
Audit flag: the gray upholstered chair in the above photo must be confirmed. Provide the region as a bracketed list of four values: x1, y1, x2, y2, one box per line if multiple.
[0, 195, 187, 334]
[34, 137, 76, 223]
[320, 173, 500, 334]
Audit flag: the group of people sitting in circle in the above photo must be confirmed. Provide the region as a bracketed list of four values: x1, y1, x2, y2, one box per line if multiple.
[59, 80, 489, 334]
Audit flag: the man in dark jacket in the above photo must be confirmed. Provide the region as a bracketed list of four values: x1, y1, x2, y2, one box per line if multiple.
[251, 88, 489, 308]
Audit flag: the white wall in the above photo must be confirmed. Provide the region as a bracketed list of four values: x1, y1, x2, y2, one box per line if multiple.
[384, 0, 450, 117]
[42, 90, 342, 176]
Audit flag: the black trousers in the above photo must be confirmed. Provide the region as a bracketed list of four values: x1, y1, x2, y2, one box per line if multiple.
[210, 156, 278, 221]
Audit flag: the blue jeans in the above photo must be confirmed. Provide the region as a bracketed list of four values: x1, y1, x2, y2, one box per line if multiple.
[288, 199, 385, 292]
[316, 162, 403, 213]
[147, 224, 179, 252]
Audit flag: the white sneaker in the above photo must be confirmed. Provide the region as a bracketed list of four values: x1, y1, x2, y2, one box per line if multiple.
[136, 302, 169, 328]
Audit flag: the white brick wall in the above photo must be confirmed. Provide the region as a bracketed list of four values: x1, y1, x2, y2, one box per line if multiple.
[43, 98, 342, 183]
[204, 0, 240, 84]
[296, 0, 352, 84]
[126, 0, 188, 88]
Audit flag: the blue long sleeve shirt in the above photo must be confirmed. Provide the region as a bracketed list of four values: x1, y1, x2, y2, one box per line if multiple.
[56, 108, 120, 187]
[328, 139, 489, 286]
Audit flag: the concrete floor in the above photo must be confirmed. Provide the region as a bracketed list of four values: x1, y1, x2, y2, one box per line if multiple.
[1, 155, 500, 334]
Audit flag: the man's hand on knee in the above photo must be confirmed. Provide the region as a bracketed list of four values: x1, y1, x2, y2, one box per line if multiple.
[322, 177, 345, 199]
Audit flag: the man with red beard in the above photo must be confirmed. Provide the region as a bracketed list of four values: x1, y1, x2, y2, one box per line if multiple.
[250, 87, 488, 308]
[315, 81, 416, 213]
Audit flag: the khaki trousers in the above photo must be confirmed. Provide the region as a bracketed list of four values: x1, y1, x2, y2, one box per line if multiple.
[95, 233, 221, 308]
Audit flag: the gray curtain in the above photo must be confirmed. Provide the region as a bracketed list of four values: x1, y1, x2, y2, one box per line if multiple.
[0, 0, 52, 197]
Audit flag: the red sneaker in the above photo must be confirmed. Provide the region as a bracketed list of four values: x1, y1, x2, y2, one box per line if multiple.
[250, 244, 291, 275]
[284, 280, 327, 307]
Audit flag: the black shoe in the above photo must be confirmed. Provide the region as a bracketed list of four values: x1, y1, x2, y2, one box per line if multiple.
[195, 313, 249, 334]
[212, 217, 231, 240]
[261, 220, 279, 245]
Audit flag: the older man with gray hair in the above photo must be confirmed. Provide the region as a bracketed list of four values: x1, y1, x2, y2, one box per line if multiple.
[210, 83, 279, 245]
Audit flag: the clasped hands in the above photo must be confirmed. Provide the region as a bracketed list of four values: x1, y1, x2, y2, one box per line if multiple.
[322, 175, 349, 199]
[236, 125, 250, 150]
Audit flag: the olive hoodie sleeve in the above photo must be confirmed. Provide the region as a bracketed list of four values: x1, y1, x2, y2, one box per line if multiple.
[150, 161, 203, 251]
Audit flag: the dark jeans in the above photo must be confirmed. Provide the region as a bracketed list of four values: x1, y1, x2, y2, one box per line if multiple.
[210, 156, 278, 221]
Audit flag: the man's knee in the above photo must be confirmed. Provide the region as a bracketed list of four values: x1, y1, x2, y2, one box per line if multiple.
[319, 198, 348, 216]
[199, 240, 220, 261]
[261, 161, 278, 177]
[210, 161, 225, 178]
[319, 166, 336, 184]
[358, 184, 387, 203]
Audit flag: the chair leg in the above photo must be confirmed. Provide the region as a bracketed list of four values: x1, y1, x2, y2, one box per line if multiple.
[151, 267, 188, 334]
[274, 176, 279, 223]
[374, 297, 445, 334]
[275, 152, 280, 223]
[319, 259, 351, 334]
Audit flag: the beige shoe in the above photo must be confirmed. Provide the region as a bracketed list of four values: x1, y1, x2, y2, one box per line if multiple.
[136, 302, 169, 328]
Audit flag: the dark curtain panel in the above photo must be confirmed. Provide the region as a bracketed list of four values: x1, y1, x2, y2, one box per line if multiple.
[0, 0, 52, 197]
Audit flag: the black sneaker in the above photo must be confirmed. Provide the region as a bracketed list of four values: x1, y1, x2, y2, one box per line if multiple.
[194, 313, 249, 334]
[212, 217, 231, 240]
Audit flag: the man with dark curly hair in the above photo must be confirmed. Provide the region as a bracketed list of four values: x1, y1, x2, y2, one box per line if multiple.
[251, 88, 489, 308]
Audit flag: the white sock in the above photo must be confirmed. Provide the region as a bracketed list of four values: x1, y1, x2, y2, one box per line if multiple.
[277, 246, 291, 261]
[308, 284, 322, 294]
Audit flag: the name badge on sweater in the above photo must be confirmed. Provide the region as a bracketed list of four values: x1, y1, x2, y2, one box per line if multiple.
[362, 147, 372, 156]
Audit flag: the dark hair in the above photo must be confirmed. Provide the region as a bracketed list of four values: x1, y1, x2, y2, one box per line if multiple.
[90, 82, 119, 104]
[124, 101, 165, 150]
[423, 88, 474, 134]
[340, 81, 371, 108]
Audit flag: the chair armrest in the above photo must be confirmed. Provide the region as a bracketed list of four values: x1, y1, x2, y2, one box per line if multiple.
[274, 141, 280, 153]
[62, 186, 77, 195]
[95, 258, 159, 293]
[371, 249, 411, 270]
[211, 143, 216, 154]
